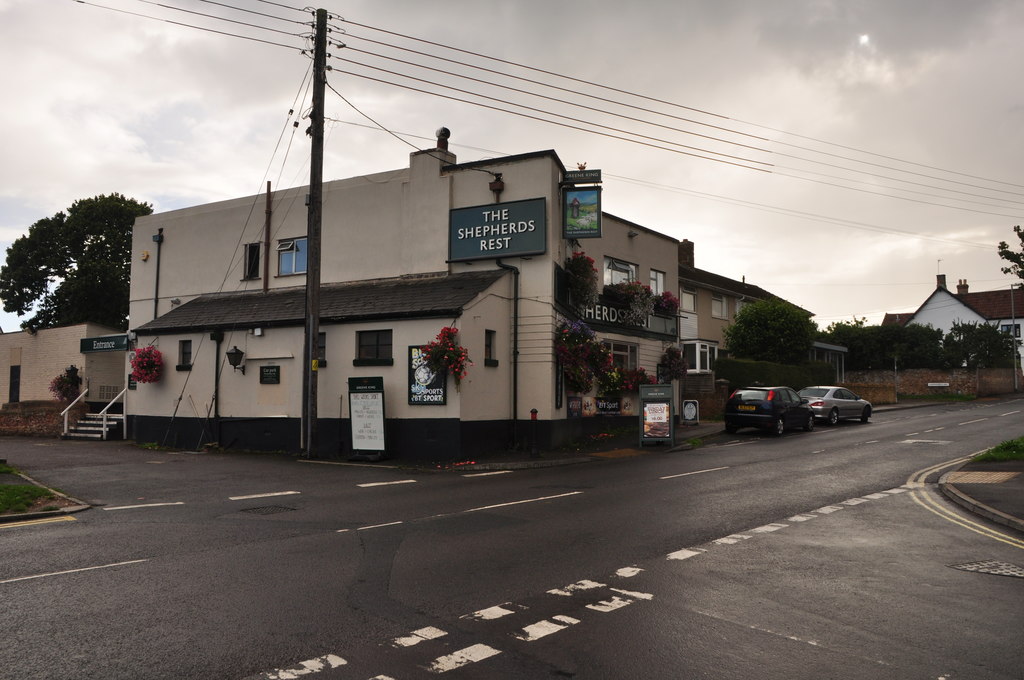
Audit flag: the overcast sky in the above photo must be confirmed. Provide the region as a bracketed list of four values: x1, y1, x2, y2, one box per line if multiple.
[2, 0, 1022, 334]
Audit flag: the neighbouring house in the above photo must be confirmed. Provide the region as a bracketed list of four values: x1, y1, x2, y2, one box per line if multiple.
[885, 274, 1024, 366]
[126, 136, 687, 460]
[0, 322, 127, 409]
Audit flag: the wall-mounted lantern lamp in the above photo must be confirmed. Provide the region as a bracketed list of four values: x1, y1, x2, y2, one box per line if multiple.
[226, 346, 245, 374]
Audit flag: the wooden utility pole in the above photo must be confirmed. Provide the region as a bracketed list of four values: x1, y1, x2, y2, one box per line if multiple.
[302, 7, 327, 457]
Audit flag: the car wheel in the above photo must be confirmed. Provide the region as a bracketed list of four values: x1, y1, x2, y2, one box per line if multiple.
[803, 412, 815, 431]
[725, 423, 738, 434]
[827, 408, 839, 426]
[772, 416, 785, 436]
[860, 406, 871, 423]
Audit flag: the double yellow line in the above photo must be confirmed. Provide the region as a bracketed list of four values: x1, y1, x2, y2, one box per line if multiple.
[908, 454, 1024, 550]
[0, 515, 77, 530]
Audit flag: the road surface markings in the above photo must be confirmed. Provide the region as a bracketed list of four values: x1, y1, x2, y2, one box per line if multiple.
[393, 627, 447, 647]
[842, 498, 869, 506]
[610, 587, 653, 601]
[815, 505, 844, 514]
[229, 491, 300, 501]
[0, 515, 77, 530]
[461, 604, 519, 621]
[714, 534, 752, 545]
[514, 615, 580, 641]
[958, 418, 988, 425]
[659, 466, 728, 480]
[462, 470, 513, 477]
[258, 654, 347, 679]
[425, 643, 501, 673]
[667, 548, 703, 561]
[999, 410, 1021, 416]
[357, 521, 404, 531]
[0, 559, 148, 585]
[548, 579, 605, 596]
[787, 514, 817, 522]
[357, 480, 417, 488]
[900, 439, 951, 444]
[586, 595, 638, 613]
[616, 566, 644, 577]
[465, 491, 582, 513]
[750, 523, 788, 533]
[103, 502, 185, 511]
[298, 459, 401, 469]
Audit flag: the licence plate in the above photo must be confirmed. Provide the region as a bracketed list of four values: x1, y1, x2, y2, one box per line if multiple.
[737, 404, 756, 411]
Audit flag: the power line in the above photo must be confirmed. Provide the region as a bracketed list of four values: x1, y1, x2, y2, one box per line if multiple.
[133, 0, 305, 37]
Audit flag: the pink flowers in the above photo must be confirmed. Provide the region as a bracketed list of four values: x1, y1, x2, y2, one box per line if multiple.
[422, 326, 471, 387]
[131, 345, 163, 383]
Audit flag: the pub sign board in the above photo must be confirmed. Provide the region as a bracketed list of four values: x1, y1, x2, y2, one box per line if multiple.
[449, 198, 547, 262]
[408, 346, 446, 405]
[563, 187, 601, 239]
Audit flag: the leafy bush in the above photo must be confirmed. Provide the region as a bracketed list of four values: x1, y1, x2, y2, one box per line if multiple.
[715, 357, 835, 390]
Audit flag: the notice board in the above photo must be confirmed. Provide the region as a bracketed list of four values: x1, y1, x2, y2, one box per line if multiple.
[348, 377, 385, 457]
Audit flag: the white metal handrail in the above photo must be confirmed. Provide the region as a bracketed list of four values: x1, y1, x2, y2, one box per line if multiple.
[98, 388, 128, 441]
[61, 388, 90, 437]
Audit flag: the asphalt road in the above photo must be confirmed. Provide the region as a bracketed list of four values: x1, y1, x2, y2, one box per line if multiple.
[2, 397, 1023, 679]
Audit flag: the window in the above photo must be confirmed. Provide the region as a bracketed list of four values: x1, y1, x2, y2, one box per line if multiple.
[243, 243, 261, 280]
[683, 341, 717, 373]
[177, 339, 192, 371]
[604, 257, 637, 286]
[485, 329, 499, 367]
[277, 237, 307, 275]
[680, 286, 696, 313]
[355, 330, 393, 365]
[711, 293, 727, 319]
[649, 269, 665, 295]
[1001, 323, 1021, 338]
[603, 340, 638, 370]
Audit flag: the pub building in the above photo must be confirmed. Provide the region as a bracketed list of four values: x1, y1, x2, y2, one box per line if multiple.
[127, 132, 680, 460]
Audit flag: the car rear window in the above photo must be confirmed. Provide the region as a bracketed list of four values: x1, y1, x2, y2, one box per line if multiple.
[799, 388, 828, 397]
[733, 389, 769, 401]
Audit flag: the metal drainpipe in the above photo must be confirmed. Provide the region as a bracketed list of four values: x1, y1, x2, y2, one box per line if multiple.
[152, 228, 164, 319]
[496, 259, 520, 449]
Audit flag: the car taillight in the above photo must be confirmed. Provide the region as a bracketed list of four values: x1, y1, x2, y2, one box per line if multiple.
[766, 390, 775, 401]
[809, 400, 824, 407]
[729, 390, 738, 399]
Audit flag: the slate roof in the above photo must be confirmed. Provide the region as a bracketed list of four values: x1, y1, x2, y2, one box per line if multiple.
[134, 270, 507, 335]
[678, 265, 808, 314]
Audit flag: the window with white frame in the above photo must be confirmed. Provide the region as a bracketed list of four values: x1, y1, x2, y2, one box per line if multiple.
[649, 269, 665, 295]
[602, 340, 638, 370]
[277, 237, 307, 275]
[1001, 323, 1021, 338]
[680, 285, 696, 313]
[711, 293, 727, 319]
[683, 341, 717, 373]
[604, 257, 637, 286]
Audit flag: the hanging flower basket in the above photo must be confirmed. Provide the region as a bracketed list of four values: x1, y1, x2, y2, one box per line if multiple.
[49, 370, 82, 402]
[565, 251, 599, 313]
[422, 326, 471, 388]
[607, 280, 655, 326]
[622, 367, 656, 392]
[554, 319, 611, 393]
[660, 346, 688, 380]
[131, 345, 163, 383]
[653, 291, 680, 316]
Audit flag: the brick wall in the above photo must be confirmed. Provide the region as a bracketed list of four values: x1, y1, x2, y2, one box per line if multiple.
[844, 368, 1021, 399]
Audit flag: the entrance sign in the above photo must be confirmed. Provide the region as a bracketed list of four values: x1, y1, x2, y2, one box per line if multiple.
[449, 198, 547, 262]
[348, 376, 385, 459]
[639, 384, 674, 446]
[81, 335, 129, 353]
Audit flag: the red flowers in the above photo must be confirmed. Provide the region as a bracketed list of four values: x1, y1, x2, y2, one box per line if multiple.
[131, 345, 163, 383]
[422, 326, 471, 387]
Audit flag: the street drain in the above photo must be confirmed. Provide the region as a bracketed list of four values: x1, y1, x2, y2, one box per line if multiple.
[241, 505, 296, 515]
[949, 560, 1024, 579]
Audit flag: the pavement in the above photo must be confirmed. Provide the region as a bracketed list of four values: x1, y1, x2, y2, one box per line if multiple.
[1, 400, 1022, 533]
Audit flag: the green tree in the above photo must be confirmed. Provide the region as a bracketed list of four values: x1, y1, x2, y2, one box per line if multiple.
[724, 298, 818, 365]
[942, 321, 1016, 369]
[820, 320, 943, 370]
[997, 225, 1024, 280]
[0, 194, 152, 331]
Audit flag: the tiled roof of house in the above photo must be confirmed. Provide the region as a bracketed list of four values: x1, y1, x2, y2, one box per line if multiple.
[881, 313, 913, 326]
[957, 288, 1024, 320]
[678, 265, 808, 314]
[134, 270, 507, 335]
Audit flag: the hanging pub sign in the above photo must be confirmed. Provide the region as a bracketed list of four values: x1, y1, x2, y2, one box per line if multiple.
[563, 169, 602, 184]
[348, 376, 386, 460]
[563, 186, 602, 239]
[408, 346, 446, 405]
[448, 198, 547, 262]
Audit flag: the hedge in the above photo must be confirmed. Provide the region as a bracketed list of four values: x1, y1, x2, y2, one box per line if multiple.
[715, 358, 836, 390]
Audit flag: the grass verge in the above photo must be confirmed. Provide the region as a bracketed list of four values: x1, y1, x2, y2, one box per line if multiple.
[974, 437, 1024, 462]
[0, 485, 55, 514]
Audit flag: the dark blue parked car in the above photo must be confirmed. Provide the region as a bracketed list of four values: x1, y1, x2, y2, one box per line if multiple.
[723, 386, 815, 435]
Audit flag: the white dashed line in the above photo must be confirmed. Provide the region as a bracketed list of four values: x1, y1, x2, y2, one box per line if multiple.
[586, 596, 636, 613]
[842, 498, 869, 506]
[787, 514, 817, 522]
[462, 605, 518, 621]
[258, 654, 347, 679]
[103, 502, 184, 511]
[357, 480, 417, 488]
[426, 644, 501, 673]
[466, 491, 582, 513]
[659, 466, 728, 480]
[610, 587, 653, 601]
[548, 579, 606, 596]
[815, 505, 844, 514]
[667, 548, 703, 561]
[615, 566, 644, 577]
[714, 534, 752, 545]
[1000, 410, 1021, 416]
[462, 471, 513, 477]
[514, 616, 579, 641]
[0, 559, 148, 585]
[393, 627, 447, 648]
[229, 491, 300, 501]
[958, 418, 988, 425]
[357, 521, 404, 531]
[750, 523, 788, 533]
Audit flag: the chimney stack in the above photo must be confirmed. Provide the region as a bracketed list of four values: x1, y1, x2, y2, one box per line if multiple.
[936, 274, 947, 290]
[678, 239, 695, 268]
[956, 279, 969, 295]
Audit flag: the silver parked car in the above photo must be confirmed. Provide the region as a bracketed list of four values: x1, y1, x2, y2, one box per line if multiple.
[797, 386, 872, 425]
